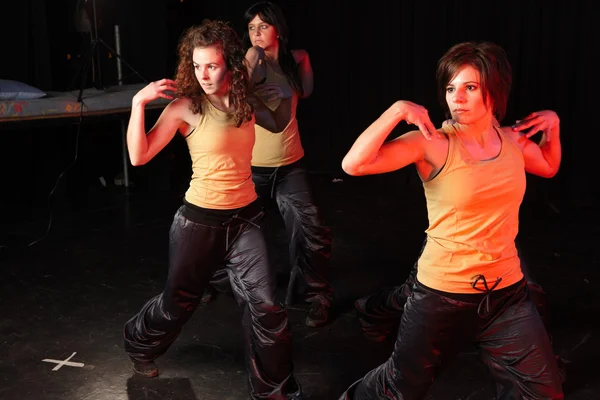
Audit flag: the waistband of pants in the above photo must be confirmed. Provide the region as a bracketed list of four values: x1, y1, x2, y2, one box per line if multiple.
[181, 199, 263, 227]
[416, 278, 526, 304]
[251, 157, 305, 175]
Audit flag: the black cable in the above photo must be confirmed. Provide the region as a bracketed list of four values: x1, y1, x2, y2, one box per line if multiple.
[27, 104, 85, 248]
[3, 7, 148, 254]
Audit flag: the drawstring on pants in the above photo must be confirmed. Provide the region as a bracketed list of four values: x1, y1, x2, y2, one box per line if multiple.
[471, 274, 502, 317]
[222, 212, 263, 251]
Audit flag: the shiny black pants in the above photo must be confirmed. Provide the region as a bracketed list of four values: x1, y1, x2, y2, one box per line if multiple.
[342, 280, 564, 399]
[210, 160, 333, 307]
[123, 203, 298, 399]
[356, 239, 551, 339]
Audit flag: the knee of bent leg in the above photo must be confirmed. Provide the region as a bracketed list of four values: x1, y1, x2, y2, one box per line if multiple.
[252, 301, 289, 327]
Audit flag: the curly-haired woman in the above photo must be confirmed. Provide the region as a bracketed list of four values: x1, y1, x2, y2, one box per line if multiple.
[122, 19, 303, 400]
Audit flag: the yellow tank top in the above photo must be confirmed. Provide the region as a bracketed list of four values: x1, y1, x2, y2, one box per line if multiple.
[251, 61, 304, 167]
[184, 97, 257, 210]
[417, 124, 525, 293]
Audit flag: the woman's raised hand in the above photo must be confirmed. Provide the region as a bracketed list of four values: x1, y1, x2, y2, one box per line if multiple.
[133, 79, 177, 107]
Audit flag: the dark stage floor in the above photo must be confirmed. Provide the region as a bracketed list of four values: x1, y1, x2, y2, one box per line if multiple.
[0, 171, 598, 400]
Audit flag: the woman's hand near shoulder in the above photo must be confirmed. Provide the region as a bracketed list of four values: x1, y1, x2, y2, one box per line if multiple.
[342, 100, 443, 176]
[245, 46, 267, 86]
[132, 79, 177, 107]
[128, 84, 195, 166]
[500, 110, 561, 177]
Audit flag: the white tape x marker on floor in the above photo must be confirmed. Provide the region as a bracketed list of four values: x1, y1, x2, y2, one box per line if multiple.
[42, 352, 85, 371]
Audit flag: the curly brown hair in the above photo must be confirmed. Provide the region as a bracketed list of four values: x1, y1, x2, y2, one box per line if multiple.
[176, 20, 252, 127]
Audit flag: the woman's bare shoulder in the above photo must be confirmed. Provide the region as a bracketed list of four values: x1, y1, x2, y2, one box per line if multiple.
[168, 97, 202, 131]
[498, 125, 526, 150]
[291, 49, 308, 63]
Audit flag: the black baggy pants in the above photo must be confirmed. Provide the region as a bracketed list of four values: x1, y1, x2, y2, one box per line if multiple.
[124, 201, 298, 399]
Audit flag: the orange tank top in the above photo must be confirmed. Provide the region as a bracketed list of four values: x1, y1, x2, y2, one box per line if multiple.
[251, 61, 304, 167]
[184, 97, 257, 210]
[416, 124, 525, 293]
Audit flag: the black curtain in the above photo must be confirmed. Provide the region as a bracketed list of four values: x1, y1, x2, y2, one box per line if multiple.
[0, 0, 169, 90]
[1, 0, 597, 213]
[1, 0, 53, 90]
[273, 0, 597, 212]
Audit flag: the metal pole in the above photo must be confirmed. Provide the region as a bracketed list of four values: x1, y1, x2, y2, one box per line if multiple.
[91, 0, 102, 88]
[114, 25, 123, 86]
[114, 24, 130, 189]
[92, 0, 99, 42]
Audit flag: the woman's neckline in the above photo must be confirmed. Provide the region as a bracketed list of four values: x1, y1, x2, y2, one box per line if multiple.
[452, 125, 504, 162]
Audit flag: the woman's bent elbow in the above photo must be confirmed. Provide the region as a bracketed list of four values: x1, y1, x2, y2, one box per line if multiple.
[341, 158, 360, 176]
[129, 155, 147, 167]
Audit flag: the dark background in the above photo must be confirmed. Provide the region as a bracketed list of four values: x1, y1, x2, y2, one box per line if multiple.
[0, 0, 597, 223]
[0, 3, 598, 397]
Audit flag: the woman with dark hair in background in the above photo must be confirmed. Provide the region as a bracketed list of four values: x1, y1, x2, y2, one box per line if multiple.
[244, 1, 333, 328]
[339, 41, 563, 399]
[205, 1, 334, 328]
[122, 19, 303, 399]
[244, 1, 334, 328]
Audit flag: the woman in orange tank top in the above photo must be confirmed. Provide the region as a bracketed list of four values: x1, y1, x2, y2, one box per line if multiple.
[121, 20, 303, 400]
[203, 1, 334, 329]
[354, 114, 557, 345]
[339, 41, 563, 399]
[245, 2, 333, 328]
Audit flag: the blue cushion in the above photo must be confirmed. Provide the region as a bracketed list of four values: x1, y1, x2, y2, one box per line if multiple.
[0, 79, 47, 100]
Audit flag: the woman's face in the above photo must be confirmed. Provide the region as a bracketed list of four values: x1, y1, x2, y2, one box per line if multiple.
[247, 15, 278, 50]
[192, 45, 230, 96]
[445, 65, 492, 123]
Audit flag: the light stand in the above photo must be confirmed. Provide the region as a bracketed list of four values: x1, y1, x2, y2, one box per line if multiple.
[69, 0, 147, 102]
[68, 0, 150, 191]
